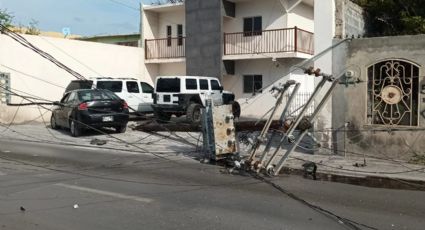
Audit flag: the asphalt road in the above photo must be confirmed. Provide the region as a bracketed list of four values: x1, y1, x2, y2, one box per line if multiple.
[0, 139, 424, 230]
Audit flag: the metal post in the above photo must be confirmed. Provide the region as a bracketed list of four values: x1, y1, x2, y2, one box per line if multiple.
[247, 85, 290, 162]
[272, 80, 339, 175]
[264, 77, 328, 168]
[202, 99, 215, 160]
[259, 83, 301, 163]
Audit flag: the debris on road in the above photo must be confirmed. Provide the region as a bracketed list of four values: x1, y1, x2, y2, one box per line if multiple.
[90, 138, 107, 146]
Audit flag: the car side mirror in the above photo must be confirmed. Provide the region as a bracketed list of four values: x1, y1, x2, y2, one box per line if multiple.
[219, 86, 224, 93]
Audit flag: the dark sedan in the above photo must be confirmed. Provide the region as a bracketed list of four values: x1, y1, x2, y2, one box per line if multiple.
[51, 89, 129, 137]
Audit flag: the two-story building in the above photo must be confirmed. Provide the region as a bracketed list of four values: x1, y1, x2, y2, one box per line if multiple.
[141, 0, 317, 117]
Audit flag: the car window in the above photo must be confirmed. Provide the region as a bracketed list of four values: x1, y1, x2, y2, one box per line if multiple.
[140, 82, 154, 94]
[210, 80, 221, 90]
[156, 78, 181, 92]
[60, 93, 71, 103]
[185, 78, 198, 90]
[78, 90, 117, 101]
[97, 81, 123, 93]
[126, 81, 140, 93]
[65, 80, 93, 93]
[66, 92, 77, 103]
[200, 79, 209, 90]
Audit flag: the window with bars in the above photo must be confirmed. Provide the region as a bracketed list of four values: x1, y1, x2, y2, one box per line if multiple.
[367, 59, 419, 126]
[0, 73, 11, 105]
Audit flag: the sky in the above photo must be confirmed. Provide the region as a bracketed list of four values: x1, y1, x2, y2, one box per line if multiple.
[0, 0, 157, 37]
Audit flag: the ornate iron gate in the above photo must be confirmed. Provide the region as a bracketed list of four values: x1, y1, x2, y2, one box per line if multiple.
[0, 72, 11, 105]
[367, 59, 419, 126]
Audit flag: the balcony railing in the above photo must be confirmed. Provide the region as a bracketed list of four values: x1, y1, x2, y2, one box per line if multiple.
[223, 27, 314, 56]
[145, 37, 185, 60]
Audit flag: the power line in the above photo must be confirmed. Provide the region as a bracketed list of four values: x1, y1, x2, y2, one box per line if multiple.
[107, 0, 140, 11]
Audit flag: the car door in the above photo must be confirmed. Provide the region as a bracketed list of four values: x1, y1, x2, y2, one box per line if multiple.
[55, 93, 70, 127]
[62, 91, 77, 128]
[199, 79, 209, 106]
[210, 79, 223, 106]
[125, 80, 143, 112]
[140, 82, 154, 112]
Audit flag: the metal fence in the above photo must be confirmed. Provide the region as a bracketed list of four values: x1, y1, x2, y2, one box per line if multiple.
[145, 37, 185, 59]
[0, 73, 11, 105]
[284, 92, 313, 117]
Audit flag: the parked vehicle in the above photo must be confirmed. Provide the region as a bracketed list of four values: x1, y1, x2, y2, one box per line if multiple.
[65, 77, 154, 113]
[51, 89, 129, 137]
[152, 76, 240, 123]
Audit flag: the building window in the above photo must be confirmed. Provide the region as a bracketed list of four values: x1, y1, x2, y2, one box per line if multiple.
[167, 25, 172, 46]
[243, 16, 262, 36]
[367, 59, 419, 126]
[243, 75, 262, 94]
[0, 72, 11, 105]
[177, 24, 183, 46]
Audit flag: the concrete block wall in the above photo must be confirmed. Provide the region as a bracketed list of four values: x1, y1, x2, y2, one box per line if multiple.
[332, 35, 425, 160]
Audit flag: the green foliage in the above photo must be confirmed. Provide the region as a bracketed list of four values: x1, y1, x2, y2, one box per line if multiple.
[25, 19, 40, 35]
[0, 8, 13, 27]
[354, 0, 425, 36]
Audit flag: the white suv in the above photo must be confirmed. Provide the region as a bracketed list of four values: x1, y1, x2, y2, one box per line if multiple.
[152, 76, 240, 123]
[65, 77, 154, 113]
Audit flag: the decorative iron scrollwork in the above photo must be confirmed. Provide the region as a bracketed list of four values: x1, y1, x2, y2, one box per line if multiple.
[368, 60, 419, 126]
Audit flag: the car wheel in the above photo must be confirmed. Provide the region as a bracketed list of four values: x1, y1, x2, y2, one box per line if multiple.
[115, 124, 127, 133]
[186, 103, 202, 124]
[154, 110, 171, 123]
[50, 114, 59, 130]
[70, 119, 82, 137]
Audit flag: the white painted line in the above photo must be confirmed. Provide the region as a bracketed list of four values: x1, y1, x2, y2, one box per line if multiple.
[55, 183, 153, 203]
[2, 150, 11, 153]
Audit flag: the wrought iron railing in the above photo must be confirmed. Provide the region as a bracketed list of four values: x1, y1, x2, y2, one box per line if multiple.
[145, 37, 185, 59]
[223, 27, 314, 56]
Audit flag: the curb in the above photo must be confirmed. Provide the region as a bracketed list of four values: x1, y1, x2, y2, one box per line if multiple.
[280, 167, 425, 191]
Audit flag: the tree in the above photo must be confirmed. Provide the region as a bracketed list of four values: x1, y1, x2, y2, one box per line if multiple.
[0, 8, 13, 27]
[354, 0, 425, 36]
[25, 19, 40, 35]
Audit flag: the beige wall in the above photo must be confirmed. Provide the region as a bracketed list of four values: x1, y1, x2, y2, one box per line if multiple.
[0, 34, 146, 123]
[158, 62, 186, 76]
[143, 7, 185, 39]
[287, 3, 314, 32]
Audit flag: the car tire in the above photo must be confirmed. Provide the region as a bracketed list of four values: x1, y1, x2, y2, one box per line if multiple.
[154, 110, 171, 123]
[115, 124, 127, 133]
[50, 114, 59, 130]
[186, 103, 202, 124]
[70, 119, 82, 137]
[230, 101, 241, 118]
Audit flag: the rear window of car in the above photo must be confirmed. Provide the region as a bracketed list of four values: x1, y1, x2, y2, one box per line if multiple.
[65, 80, 93, 92]
[140, 82, 154, 94]
[78, 90, 119, 101]
[156, 78, 180, 92]
[126, 81, 140, 93]
[96, 81, 123, 93]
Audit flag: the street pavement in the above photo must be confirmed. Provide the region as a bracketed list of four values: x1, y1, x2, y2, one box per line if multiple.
[1, 138, 425, 230]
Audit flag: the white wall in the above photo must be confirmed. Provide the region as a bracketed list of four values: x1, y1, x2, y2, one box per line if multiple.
[158, 62, 186, 76]
[287, 3, 314, 32]
[223, 0, 288, 33]
[158, 10, 185, 38]
[0, 34, 146, 123]
[222, 58, 312, 118]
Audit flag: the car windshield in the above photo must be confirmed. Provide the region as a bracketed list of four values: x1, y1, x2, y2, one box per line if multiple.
[97, 81, 123, 92]
[77, 90, 120, 102]
[156, 78, 181, 92]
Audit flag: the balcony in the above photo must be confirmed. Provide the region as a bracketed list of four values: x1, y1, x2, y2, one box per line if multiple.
[145, 37, 185, 63]
[223, 27, 314, 60]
